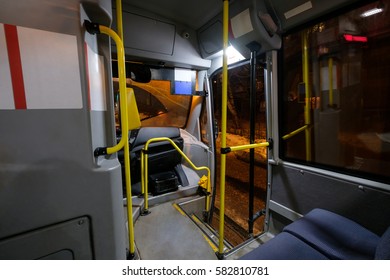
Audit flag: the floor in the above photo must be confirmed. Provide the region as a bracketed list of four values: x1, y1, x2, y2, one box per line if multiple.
[134, 200, 218, 260]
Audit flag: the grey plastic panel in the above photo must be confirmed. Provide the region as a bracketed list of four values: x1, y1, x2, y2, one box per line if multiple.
[198, 0, 282, 59]
[198, 20, 223, 57]
[0, 0, 126, 259]
[0, 217, 92, 260]
[270, 164, 390, 235]
[121, 12, 175, 55]
[113, 4, 211, 69]
[229, 0, 282, 58]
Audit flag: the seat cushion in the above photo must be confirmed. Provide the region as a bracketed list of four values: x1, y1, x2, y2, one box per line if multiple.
[375, 226, 390, 260]
[283, 208, 380, 259]
[239, 232, 328, 260]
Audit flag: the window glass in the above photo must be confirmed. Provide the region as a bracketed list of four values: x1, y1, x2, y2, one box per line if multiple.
[113, 67, 192, 128]
[281, 0, 390, 181]
[200, 98, 209, 144]
[211, 61, 267, 245]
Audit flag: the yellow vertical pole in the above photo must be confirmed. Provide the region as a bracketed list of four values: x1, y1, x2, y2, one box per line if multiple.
[98, 25, 135, 258]
[116, 0, 124, 41]
[144, 152, 149, 212]
[141, 149, 145, 194]
[115, 0, 135, 258]
[302, 31, 311, 161]
[328, 57, 334, 106]
[218, 0, 229, 257]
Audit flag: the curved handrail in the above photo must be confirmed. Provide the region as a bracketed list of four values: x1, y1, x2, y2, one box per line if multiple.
[85, 20, 136, 258]
[140, 137, 211, 215]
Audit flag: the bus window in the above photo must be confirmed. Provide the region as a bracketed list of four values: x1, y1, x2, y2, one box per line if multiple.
[113, 67, 192, 128]
[281, 0, 390, 182]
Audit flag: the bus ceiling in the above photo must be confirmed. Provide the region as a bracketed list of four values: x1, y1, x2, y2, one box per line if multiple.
[268, 0, 363, 32]
[113, 0, 281, 68]
[114, 0, 361, 69]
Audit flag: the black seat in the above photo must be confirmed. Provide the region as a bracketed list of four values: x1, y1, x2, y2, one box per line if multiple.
[118, 127, 188, 195]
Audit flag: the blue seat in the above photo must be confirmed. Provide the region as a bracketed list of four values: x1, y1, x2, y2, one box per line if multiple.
[283, 209, 380, 259]
[374, 225, 390, 260]
[240, 232, 329, 260]
[239, 208, 390, 260]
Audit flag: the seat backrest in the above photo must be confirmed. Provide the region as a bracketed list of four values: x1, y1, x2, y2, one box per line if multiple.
[375, 226, 390, 260]
[129, 127, 184, 184]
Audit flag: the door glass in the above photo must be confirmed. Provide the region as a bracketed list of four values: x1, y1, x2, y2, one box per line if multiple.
[211, 61, 267, 245]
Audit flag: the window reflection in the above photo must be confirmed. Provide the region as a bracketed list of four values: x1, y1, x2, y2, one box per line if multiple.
[281, 0, 390, 181]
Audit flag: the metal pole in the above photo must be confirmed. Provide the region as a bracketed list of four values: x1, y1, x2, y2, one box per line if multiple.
[248, 49, 257, 235]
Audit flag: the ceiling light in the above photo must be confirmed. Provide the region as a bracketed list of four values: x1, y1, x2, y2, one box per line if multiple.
[361, 7, 383, 17]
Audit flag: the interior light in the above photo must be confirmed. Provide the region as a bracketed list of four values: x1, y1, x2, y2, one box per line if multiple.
[226, 46, 245, 64]
[361, 7, 383, 17]
[213, 45, 245, 65]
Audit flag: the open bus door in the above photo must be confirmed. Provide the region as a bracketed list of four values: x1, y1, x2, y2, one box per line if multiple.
[209, 57, 269, 247]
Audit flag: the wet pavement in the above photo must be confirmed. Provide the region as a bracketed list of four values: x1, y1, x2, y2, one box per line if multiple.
[213, 150, 267, 246]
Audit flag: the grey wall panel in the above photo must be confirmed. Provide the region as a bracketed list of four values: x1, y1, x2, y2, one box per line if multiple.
[122, 12, 175, 55]
[0, 0, 126, 259]
[113, 4, 211, 69]
[198, 0, 281, 59]
[271, 164, 390, 235]
[198, 19, 223, 58]
[0, 217, 93, 260]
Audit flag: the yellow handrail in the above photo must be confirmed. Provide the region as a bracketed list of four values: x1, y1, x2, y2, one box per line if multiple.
[99, 26, 128, 156]
[218, 0, 229, 258]
[96, 25, 136, 258]
[86, 0, 138, 259]
[282, 125, 308, 140]
[302, 31, 312, 161]
[140, 137, 211, 214]
[229, 142, 269, 152]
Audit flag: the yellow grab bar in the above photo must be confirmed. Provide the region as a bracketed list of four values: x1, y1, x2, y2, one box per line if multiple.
[86, 21, 136, 258]
[140, 137, 211, 214]
[302, 31, 312, 161]
[282, 125, 309, 140]
[100, 26, 129, 155]
[99, 25, 136, 259]
[228, 142, 269, 152]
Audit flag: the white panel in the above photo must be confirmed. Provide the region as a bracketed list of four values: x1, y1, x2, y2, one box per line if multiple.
[284, 1, 313, 20]
[321, 65, 337, 91]
[231, 9, 253, 39]
[0, 24, 15, 110]
[86, 43, 106, 111]
[18, 27, 83, 109]
[175, 68, 192, 82]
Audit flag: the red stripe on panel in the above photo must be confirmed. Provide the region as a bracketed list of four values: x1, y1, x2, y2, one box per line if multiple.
[228, 20, 234, 39]
[4, 24, 27, 109]
[84, 42, 91, 111]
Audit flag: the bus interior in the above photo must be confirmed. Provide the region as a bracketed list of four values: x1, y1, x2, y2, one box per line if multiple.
[0, 0, 390, 260]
